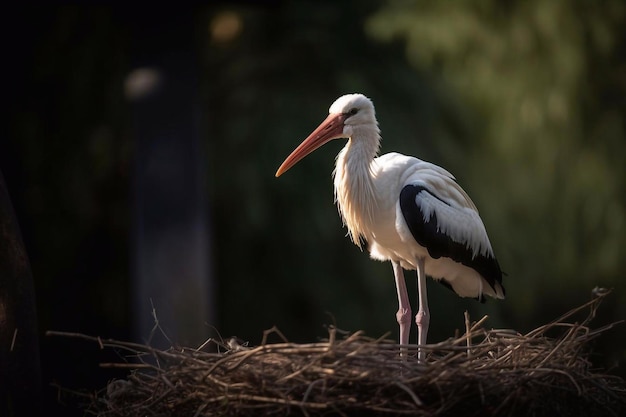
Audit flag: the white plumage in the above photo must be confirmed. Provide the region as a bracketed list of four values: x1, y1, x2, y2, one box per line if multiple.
[276, 93, 504, 361]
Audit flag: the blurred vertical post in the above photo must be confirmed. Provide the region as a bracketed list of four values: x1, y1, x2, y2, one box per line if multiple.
[0, 171, 41, 417]
[125, 9, 214, 348]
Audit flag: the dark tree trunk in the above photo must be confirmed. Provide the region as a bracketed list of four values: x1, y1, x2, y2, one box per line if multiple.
[127, 9, 215, 348]
[0, 171, 41, 417]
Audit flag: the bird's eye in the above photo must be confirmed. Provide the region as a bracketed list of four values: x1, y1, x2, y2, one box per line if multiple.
[348, 108, 359, 116]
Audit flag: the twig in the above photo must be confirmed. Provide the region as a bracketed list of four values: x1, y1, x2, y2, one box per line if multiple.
[464, 311, 471, 358]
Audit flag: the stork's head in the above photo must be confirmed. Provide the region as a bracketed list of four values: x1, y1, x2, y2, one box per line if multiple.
[275, 93, 377, 177]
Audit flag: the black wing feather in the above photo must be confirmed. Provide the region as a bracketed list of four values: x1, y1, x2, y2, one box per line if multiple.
[399, 184, 504, 297]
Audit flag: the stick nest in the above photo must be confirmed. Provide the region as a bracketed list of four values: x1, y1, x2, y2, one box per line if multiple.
[49, 289, 625, 416]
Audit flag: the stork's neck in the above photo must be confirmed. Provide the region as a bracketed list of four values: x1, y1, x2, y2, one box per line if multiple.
[333, 125, 381, 247]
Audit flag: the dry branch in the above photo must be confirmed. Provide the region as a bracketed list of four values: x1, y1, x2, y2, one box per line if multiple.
[47, 289, 626, 416]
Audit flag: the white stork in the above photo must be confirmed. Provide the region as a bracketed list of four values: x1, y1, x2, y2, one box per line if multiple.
[275, 94, 504, 360]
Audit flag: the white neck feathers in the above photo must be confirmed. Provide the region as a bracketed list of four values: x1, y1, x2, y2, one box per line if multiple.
[332, 126, 381, 248]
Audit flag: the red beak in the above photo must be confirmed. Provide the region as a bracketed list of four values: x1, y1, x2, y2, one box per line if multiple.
[275, 113, 347, 177]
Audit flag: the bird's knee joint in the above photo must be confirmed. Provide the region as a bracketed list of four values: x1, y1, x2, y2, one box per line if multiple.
[396, 308, 412, 325]
[415, 311, 430, 326]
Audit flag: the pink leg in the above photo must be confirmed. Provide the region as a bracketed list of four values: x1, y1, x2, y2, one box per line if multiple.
[392, 261, 411, 356]
[415, 257, 430, 362]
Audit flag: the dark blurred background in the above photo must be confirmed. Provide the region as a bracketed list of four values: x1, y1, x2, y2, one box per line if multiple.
[2, 1, 625, 414]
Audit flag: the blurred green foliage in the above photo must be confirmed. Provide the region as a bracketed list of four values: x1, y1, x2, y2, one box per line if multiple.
[5, 1, 625, 395]
[367, 0, 626, 316]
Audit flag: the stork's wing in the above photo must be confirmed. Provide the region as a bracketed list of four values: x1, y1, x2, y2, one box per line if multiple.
[399, 183, 504, 297]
